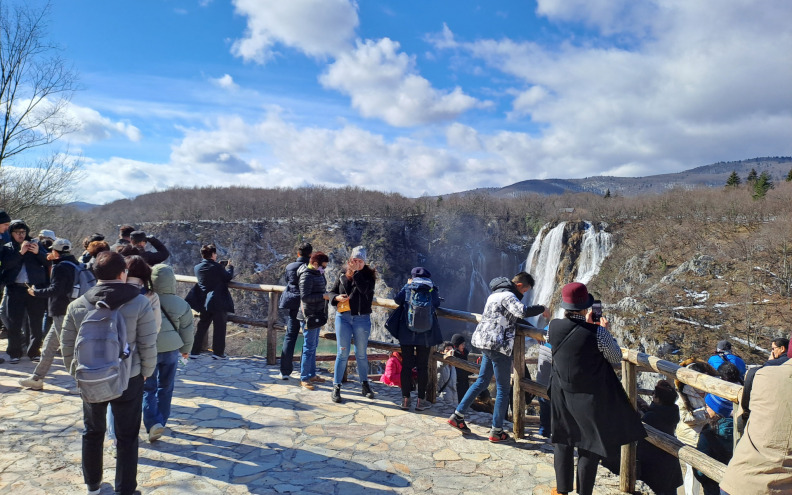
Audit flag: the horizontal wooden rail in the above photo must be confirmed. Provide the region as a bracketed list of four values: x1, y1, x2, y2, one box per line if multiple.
[643, 424, 726, 483]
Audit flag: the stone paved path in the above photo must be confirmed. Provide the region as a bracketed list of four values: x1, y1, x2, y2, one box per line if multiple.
[0, 354, 644, 494]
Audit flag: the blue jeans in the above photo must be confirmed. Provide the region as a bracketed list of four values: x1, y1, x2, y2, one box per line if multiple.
[300, 326, 320, 382]
[280, 307, 301, 376]
[142, 350, 179, 432]
[455, 349, 512, 430]
[333, 313, 371, 385]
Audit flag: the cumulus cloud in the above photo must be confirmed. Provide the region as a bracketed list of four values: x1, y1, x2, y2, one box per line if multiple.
[320, 38, 484, 127]
[64, 102, 142, 144]
[230, 0, 358, 63]
[170, 116, 254, 173]
[210, 74, 239, 91]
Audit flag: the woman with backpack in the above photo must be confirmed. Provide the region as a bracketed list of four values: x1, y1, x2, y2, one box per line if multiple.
[296, 251, 330, 391]
[328, 246, 377, 404]
[391, 267, 443, 411]
[145, 264, 195, 442]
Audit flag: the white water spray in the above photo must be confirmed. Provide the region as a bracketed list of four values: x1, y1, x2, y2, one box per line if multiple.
[575, 222, 614, 285]
[526, 222, 566, 308]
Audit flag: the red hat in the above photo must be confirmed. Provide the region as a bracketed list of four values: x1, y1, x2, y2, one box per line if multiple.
[560, 282, 594, 311]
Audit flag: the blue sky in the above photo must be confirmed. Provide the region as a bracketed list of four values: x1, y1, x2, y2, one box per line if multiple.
[18, 0, 792, 203]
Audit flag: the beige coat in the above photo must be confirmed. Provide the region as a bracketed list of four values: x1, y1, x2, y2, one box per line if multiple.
[721, 360, 792, 495]
[675, 383, 709, 447]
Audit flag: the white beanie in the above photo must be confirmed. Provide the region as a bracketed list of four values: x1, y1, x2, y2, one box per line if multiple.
[350, 245, 367, 262]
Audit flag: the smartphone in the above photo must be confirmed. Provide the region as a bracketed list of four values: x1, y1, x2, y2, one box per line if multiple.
[219, 260, 229, 267]
[592, 300, 602, 322]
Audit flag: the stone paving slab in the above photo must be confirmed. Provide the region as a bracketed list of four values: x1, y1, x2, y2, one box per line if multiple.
[0, 353, 646, 494]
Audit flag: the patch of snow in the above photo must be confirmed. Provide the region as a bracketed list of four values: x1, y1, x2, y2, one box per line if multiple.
[672, 317, 722, 329]
[731, 336, 770, 354]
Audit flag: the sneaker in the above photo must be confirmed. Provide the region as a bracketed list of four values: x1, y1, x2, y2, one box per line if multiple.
[300, 381, 315, 390]
[189, 354, 200, 360]
[278, 372, 289, 380]
[331, 385, 342, 403]
[9, 357, 20, 364]
[148, 423, 165, 442]
[415, 398, 432, 411]
[87, 483, 101, 495]
[488, 429, 511, 443]
[400, 397, 410, 410]
[30, 356, 41, 363]
[114, 491, 141, 495]
[309, 375, 327, 383]
[19, 377, 44, 390]
[361, 381, 375, 399]
[447, 413, 472, 434]
[211, 354, 228, 360]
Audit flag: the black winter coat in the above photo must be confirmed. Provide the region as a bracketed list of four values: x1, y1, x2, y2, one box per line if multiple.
[1, 239, 51, 287]
[328, 266, 375, 316]
[139, 237, 170, 266]
[32, 254, 78, 316]
[195, 259, 234, 313]
[637, 403, 683, 493]
[297, 264, 327, 323]
[279, 256, 309, 310]
[391, 280, 443, 347]
[549, 317, 646, 458]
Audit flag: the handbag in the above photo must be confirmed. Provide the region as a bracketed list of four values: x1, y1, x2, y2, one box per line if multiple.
[336, 276, 354, 313]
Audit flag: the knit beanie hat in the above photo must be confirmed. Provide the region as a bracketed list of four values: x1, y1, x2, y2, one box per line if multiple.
[705, 394, 732, 418]
[0, 210, 10, 224]
[411, 266, 431, 279]
[350, 245, 367, 262]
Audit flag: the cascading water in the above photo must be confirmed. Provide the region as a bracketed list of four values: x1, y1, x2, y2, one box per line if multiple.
[525, 222, 567, 308]
[467, 250, 493, 311]
[575, 222, 613, 285]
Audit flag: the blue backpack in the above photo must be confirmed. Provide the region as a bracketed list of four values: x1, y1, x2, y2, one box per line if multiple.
[406, 286, 435, 333]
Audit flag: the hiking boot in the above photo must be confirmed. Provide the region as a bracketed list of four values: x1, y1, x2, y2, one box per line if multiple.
[447, 413, 472, 434]
[331, 385, 342, 403]
[415, 398, 432, 411]
[148, 423, 165, 442]
[488, 429, 511, 443]
[19, 376, 44, 390]
[300, 381, 315, 390]
[361, 381, 375, 399]
[400, 397, 410, 410]
[189, 354, 200, 360]
[309, 375, 327, 383]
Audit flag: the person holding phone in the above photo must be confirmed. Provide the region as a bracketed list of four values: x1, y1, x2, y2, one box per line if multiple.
[189, 244, 234, 360]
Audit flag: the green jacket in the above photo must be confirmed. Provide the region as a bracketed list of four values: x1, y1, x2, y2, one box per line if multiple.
[152, 264, 195, 354]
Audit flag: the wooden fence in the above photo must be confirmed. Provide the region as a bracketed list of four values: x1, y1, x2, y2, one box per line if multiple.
[175, 275, 743, 493]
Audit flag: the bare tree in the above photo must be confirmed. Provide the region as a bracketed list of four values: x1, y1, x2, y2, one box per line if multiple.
[0, 0, 78, 167]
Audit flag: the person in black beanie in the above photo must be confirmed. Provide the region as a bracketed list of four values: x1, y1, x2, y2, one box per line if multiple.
[450, 333, 471, 402]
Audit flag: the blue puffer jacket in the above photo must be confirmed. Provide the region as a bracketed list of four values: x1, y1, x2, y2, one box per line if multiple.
[392, 278, 443, 347]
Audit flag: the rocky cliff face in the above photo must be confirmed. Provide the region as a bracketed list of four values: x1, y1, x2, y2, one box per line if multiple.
[139, 214, 535, 342]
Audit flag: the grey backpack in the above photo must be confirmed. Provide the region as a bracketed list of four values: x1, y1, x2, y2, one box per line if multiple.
[61, 261, 97, 299]
[73, 300, 134, 403]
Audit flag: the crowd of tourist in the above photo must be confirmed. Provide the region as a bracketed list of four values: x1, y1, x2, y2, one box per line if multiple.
[1, 210, 790, 495]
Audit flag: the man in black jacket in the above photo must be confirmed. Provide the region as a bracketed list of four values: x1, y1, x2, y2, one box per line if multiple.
[19, 238, 78, 390]
[0, 220, 51, 363]
[129, 230, 170, 266]
[278, 242, 312, 380]
[190, 244, 234, 360]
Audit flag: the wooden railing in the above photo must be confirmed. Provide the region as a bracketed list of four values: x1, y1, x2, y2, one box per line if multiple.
[175, 275, 743, 493]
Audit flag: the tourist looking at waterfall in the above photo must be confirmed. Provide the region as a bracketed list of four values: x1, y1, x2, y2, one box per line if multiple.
[447, 272, 549, 443]
[547, 282, 645, 495]
[389, 266, 443, 412]
[277, 242, 312, 381]
[708, 340, 746, 378]
[189, 244, 234, 360]
[296, 251, 330, 390]
[328, 246, 377, 403]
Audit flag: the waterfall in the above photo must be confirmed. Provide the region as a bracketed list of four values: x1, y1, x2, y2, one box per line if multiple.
[467, 250, 492, 311]
[524, 224, 547, 274]
[575, 222, 614, 285]
[525, 222, 566, 307]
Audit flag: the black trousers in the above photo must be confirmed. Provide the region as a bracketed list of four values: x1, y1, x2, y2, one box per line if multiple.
[400, 345, 430, 399]
[554, 443, 602, 495]
[192, 310, 227, 356]
[5, 285, 47, 359]
[82, 373, 144, 495]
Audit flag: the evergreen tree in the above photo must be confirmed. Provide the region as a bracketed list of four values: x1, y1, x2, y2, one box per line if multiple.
[746, 168, 758, 184]
[725, 171, 741, 187]
[604, 189, 611, 198]
[786, 167, 792, 182]
[752, 171, 774, 199]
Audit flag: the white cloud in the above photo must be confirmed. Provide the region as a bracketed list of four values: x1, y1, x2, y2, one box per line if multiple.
[445, 123, 481, 152]
[64, 102, 142, 144]
[210, 74, 239, 91]
[230, 0, 359, 63]
[320, 38, 484, 127]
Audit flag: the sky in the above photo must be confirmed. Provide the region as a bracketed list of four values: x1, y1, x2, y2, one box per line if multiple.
[13, 0, 792, 203]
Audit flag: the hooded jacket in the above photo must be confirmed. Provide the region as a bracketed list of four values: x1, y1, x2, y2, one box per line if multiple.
[61, 280, 158, 379]
[152, 264, 195, 354]
[1, 238, 51, 287]
[31, 253, 77, 316]
[470, 277, 545, 357]
[279, 255, 309, 310]
[297, 263, 327, 321]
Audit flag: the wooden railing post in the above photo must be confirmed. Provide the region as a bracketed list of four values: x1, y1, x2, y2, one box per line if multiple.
[512, 335, 526, 439]
[426, 353, 438, 403]
[266, 293, 279, 365]
[620, 359, 638, 493]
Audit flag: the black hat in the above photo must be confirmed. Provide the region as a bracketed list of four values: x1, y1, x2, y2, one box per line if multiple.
[89, 233, 105, 242]
[451, 334, 466, 347]
[0, 210, 10, 224]
[411, 266, 431, 278]
[130, 231, 147, 243]
[716, 340, 731, 352]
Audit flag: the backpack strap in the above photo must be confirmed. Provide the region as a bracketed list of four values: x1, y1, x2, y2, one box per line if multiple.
[161, 308, 179, 331]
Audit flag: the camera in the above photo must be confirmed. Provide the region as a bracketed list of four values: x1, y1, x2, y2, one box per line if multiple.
[592, 300, 602, 322]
